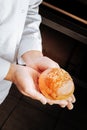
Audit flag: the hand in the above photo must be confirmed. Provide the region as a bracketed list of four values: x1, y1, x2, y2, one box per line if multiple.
[5, 64, 75, 109]
[47, 94, 76, 110]
[22, 50, 76, 110]
[5, 64, 47, 104]
[22, 50, 60, 72]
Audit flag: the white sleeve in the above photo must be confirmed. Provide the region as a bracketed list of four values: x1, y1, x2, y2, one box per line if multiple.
[17, 0, 42, 64]
[0, 58, 11, 81]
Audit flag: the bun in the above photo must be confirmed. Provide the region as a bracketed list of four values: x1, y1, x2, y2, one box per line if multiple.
[39, 68, 74, 100]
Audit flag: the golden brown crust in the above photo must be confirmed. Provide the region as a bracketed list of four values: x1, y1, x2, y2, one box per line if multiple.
[39, 68, 74, 100]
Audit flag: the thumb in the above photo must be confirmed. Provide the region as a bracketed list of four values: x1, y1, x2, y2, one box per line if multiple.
[37, 56, 60, 72]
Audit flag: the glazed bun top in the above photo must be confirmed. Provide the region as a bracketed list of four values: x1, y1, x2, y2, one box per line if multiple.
[39, 68, 75, 100]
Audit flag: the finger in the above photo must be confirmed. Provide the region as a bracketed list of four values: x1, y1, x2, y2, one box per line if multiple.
[18, 74, 47, 105]
[23, 89, 47, 105]
[66, 94, 76, 103]
[26, 86, 47, 105]
[67, 96, 73, 103]
[33, 91, 47, 104]
[67, 102, 74, 110]
[47, 99, 68, 106]
[38, 57, 60, 72]
[60, 104, 66, 108]
[71, 94, 76, 103]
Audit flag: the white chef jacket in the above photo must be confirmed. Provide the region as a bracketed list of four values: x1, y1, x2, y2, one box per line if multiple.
[0, 0, 42, 104]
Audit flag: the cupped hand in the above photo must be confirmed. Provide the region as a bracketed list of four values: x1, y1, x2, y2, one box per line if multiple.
[5, 64, 47, 104]
[21, 50, 76, 109]
[22, 50, 60, 72]
[13, 65, 76, 110]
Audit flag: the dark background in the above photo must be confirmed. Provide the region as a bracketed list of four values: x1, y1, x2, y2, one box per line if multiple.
[0, 1, 87, 130]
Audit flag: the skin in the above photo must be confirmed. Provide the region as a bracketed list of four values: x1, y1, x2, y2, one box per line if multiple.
[5, 50, 76, 110]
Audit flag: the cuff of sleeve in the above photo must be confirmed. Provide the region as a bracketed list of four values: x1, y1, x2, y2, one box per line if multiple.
[18, 57, 26, 65]
[0, 58, 11, 81]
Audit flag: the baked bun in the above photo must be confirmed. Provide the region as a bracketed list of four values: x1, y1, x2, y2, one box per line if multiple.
[39, 68, 74, 100]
